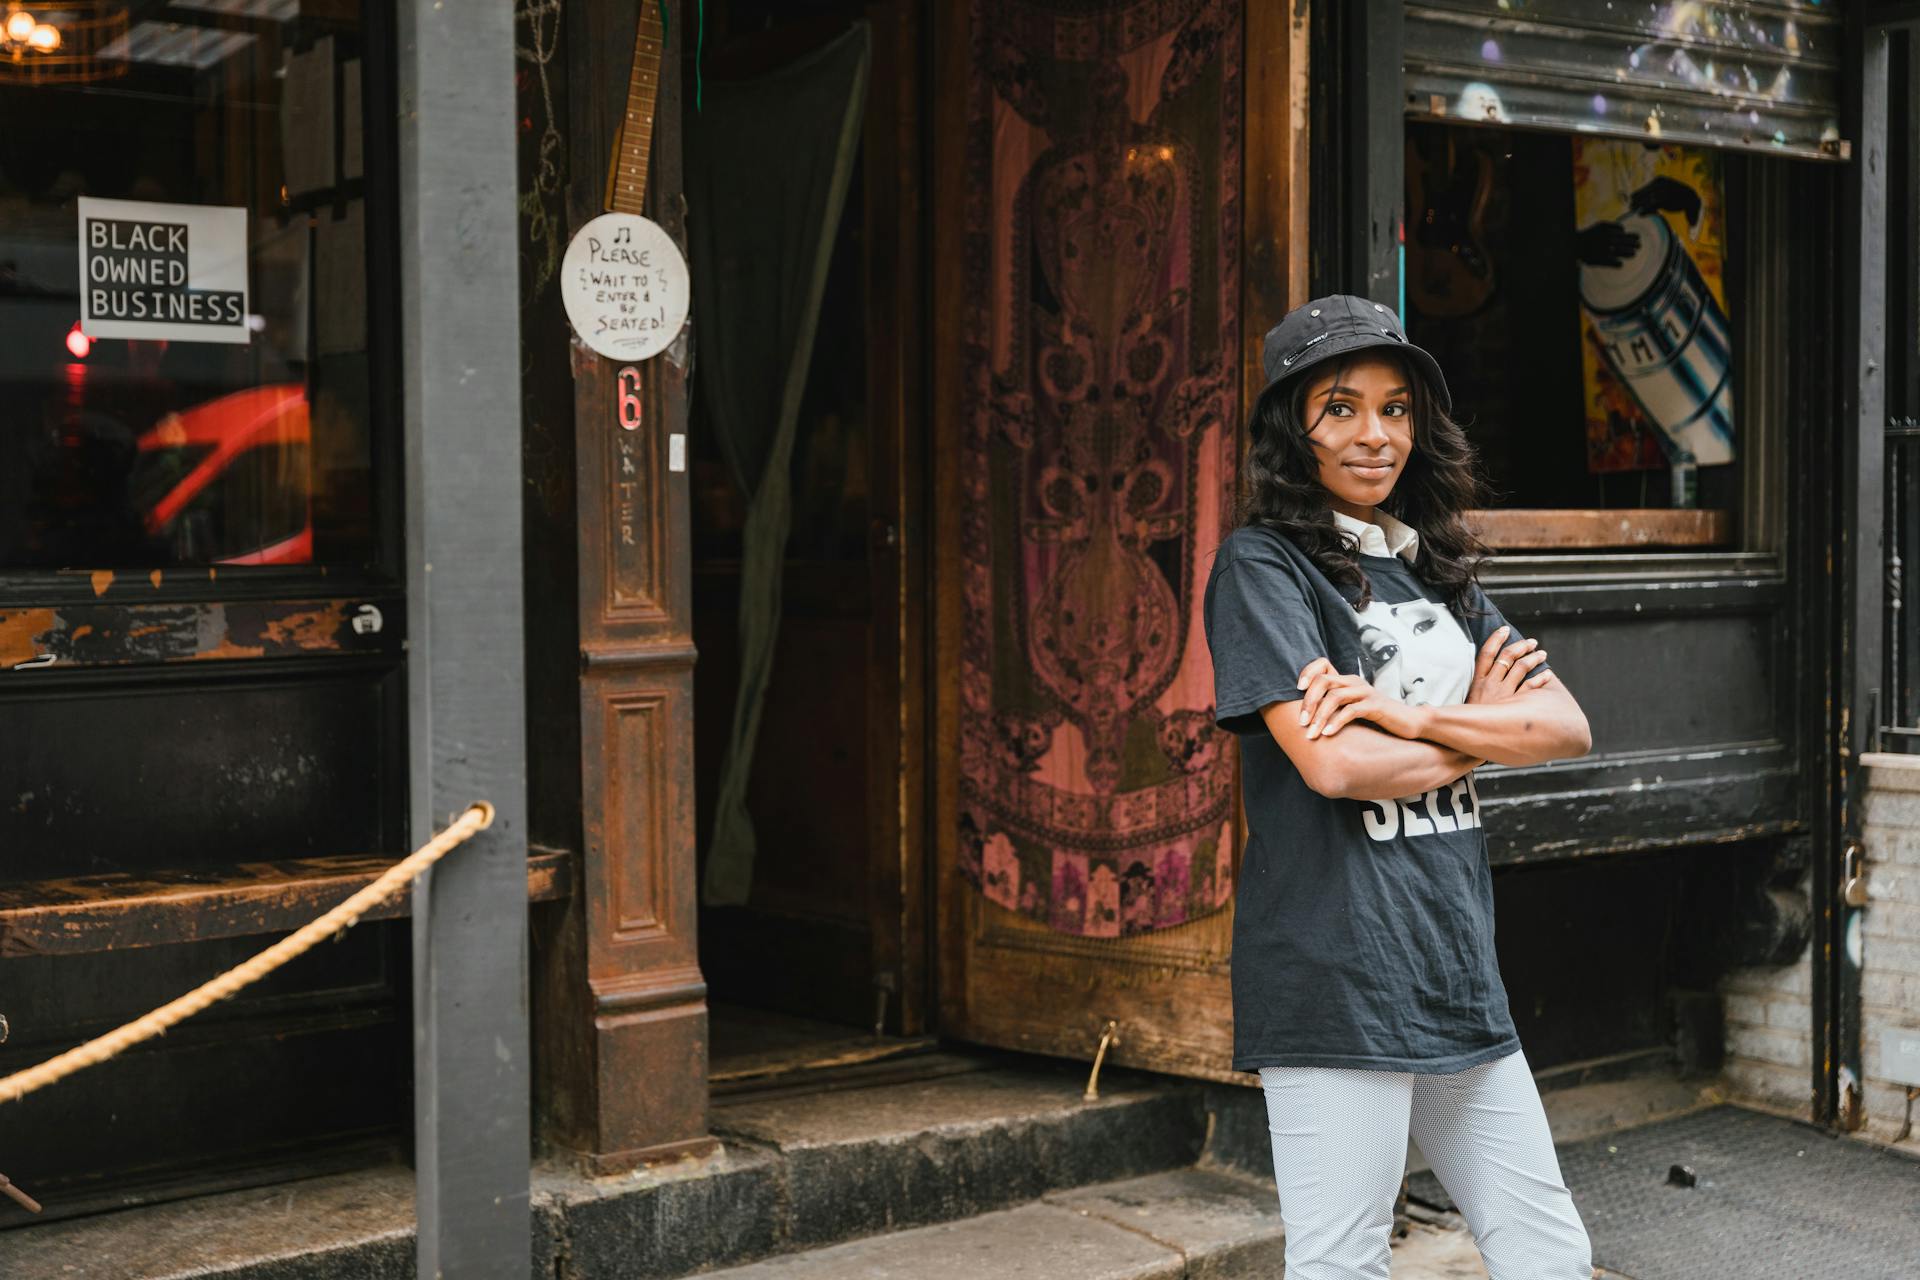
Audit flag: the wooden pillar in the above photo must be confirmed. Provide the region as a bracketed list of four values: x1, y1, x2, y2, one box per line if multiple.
[1243, 0, 1312, 398]
[398, 0, 532, 1271]
[528, 0, 713, 1172]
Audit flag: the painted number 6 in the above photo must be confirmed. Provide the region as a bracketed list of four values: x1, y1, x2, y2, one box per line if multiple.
[617, 366, 643, 431]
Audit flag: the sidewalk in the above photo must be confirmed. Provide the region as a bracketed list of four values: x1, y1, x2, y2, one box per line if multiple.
[1404, 1104, 1920, 1280]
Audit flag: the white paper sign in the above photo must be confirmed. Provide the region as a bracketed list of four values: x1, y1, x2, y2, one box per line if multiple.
[561, 212, 689, 361]
[78, 197, 250, 344]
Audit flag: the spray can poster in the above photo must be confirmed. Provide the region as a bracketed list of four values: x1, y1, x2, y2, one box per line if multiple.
[1572, 140, 1734, 474]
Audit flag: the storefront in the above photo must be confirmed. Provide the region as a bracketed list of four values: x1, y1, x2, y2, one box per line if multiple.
[1329, 0, 1903, 1126]
[0, 0, 421, 1216]
[0, 3, 531, 1260]
[0, 0, 1912, 1252]
[919, 0, 1857, 1101]
[550, 0, 1905, 1166]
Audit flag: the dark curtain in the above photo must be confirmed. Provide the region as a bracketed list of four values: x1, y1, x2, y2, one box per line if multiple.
[686, 24, 871, 906]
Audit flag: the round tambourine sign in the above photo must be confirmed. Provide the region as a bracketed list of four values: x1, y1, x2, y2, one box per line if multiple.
[561, 212, 689, 361]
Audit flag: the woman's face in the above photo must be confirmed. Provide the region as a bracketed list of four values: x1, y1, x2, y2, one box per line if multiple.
[1360, 600, 1458, 705]
[1301, 354, 1413, 520]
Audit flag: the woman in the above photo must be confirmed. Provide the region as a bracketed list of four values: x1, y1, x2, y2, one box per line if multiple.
[1203, 295, 1596, 1278]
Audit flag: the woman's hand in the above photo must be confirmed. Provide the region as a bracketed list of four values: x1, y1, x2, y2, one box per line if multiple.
[1467, 627, 1551, 705]
[1295, 657, 1424, 740]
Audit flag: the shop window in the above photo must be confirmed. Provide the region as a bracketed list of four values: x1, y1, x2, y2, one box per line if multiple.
[0, 2, 380, 570]
[162, 440, 311, 563]
[1404, 120, 1782, 554]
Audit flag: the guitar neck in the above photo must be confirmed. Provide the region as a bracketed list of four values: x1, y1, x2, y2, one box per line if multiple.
[607, 2, 666, 215]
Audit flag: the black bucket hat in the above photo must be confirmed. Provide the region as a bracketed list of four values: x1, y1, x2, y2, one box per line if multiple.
[1252, 294, 1451, 436]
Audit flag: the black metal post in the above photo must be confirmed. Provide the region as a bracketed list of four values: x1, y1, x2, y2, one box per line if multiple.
[397, 0, 531, 1273]
[1830, 9, 1892, 1131]
[1345, 0, 1403, 307]
[1887, 25, 1920, 740]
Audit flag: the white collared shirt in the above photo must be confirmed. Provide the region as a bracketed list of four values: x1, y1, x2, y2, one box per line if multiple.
[1332, 509, 1421, 562]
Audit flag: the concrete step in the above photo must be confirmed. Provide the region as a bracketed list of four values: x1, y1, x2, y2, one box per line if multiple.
[684, 1168, 1582, 1280]
[682, 1059, 1720, 1280]
[0, 1058, 1705, 1278]
[691, 1166, 1286, 1280]
[0, 1054, 1257, 1280]
[552, 1054, 1262, 1278]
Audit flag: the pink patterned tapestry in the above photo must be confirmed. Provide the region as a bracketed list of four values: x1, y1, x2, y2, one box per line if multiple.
[957, 0, 1241, 937]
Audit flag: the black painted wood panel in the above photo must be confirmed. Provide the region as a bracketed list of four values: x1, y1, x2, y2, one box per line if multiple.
[0, 667, 398, 883]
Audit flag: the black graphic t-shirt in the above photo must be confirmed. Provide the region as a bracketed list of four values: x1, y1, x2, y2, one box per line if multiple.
[1203, 523, 1533, 1073]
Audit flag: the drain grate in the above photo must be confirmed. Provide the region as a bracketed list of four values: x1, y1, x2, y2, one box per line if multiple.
[1407, 1105, 1920, 1280]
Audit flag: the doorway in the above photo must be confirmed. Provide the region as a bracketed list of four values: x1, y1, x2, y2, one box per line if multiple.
[686, 0, 929, 1090]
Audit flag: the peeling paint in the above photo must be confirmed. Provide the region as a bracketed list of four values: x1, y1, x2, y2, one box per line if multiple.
[257, 603, 350, 651]
[0, 609, 58, 668]
[1, 600, 393, 668]
[90, 570, 114, 597]
[196, 606, 267, 662]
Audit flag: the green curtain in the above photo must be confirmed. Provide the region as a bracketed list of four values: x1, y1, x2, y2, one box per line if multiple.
[687, 24, 870, 906]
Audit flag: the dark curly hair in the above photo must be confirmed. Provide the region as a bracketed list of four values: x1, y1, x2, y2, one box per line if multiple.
[1238, 351, 1489, 613]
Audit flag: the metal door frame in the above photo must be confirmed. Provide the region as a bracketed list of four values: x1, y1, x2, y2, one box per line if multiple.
[1830, 0, 1915, 1133]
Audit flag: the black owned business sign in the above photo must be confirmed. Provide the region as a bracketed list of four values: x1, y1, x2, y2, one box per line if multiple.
[77, 196, 250, 344]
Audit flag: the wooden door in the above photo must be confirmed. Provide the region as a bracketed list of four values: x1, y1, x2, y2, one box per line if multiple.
[930, 0, 1307, 1081]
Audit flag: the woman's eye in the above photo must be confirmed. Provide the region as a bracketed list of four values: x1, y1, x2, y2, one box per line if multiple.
[1370, 641, 1399, 664]
[1327, 402, 1352, 417]
[1412, 616, 1435, 635]
[1384, 403, 1409, 417]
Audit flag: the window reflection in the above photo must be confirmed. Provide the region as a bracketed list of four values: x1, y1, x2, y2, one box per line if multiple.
[0, 1, 374, 570]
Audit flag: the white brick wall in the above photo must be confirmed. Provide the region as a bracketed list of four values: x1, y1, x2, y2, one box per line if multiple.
[1716, 754, 1920, 1151]
[1720, 935, 1816, 1115]
[1858, 754, 1920, 1149]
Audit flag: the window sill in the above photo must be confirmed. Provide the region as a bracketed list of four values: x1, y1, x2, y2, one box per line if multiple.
[1467, 508, 1732, 552]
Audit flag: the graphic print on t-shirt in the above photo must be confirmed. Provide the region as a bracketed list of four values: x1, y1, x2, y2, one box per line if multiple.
[1350, 593, 1477, 842]
[1353, 596, 1474, 707]
[1358, 771, 1483, 843]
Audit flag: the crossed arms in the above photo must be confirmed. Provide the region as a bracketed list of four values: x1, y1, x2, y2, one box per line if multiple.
[1256, 627, 1593, 802]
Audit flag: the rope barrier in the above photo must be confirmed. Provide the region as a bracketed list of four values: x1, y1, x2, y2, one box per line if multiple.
[0, 802, 496, 1110]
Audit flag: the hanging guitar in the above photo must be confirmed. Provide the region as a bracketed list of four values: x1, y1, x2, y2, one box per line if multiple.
[560, 1, 689, 362]
[1405, 133, 1496, 319]
[604, 0, 667, 215]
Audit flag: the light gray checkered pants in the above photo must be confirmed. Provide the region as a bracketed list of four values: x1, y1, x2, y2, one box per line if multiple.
[1259, 1049, 1592, 1278]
